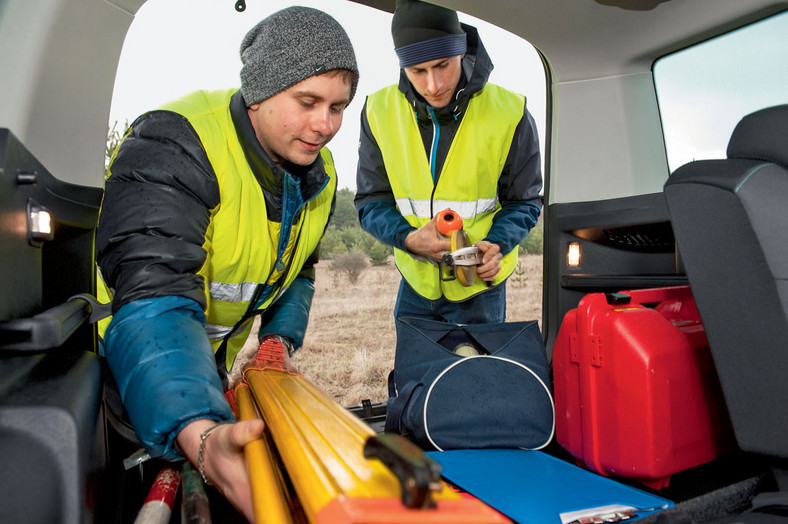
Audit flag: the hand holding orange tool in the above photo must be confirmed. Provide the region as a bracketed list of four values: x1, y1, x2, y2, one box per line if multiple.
[436, 209, 481, 287]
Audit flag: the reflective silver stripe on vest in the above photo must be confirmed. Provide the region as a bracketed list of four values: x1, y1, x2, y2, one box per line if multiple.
[205, 280, 259, 341]
[209, 280, 260, 303]
[204, 322, 233, 340]
[395, 197, 498, 219]
[204, 283, 290, 341]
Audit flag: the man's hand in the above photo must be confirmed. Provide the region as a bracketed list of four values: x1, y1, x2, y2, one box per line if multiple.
[177, 418, 265, 522]
[475, 240, 503, 282]
[404, 216, 451, 262]
[228, 320, 297, 388]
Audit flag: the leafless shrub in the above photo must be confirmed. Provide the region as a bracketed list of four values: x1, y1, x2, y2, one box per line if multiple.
[329, 250, 368, 284]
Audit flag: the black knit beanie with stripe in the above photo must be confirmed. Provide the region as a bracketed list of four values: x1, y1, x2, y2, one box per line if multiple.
[391, 0, 467, 68]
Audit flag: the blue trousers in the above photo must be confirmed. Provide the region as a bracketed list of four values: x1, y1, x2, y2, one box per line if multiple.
[393, 278, 507, 324]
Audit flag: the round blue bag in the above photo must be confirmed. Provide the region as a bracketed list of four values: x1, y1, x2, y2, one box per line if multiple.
[386, 317, 555, 451]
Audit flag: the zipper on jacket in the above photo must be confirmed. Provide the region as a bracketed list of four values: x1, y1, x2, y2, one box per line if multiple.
[427, 106, 440, 185]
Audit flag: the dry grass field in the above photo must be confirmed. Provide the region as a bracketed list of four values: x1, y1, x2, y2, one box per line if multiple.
[293, 254, 544, 407]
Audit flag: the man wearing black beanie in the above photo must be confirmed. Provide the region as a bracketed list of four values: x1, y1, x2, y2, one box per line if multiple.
[356, 0, 543, 324]
[95, 7, 357, 520]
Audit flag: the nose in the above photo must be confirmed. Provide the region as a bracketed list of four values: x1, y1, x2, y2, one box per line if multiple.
[312, 106, 334, 136]
[425, 71, 440, 95]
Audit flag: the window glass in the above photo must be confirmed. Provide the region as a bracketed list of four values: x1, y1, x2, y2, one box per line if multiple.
[654, 11, 788, 173]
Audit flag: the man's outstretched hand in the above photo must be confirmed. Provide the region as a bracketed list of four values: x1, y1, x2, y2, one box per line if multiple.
[177, 418, 265, 523]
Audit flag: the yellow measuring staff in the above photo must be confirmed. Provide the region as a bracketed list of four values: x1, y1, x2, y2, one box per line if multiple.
[235, 384, 293, 524]
[241, 362, 509, 523]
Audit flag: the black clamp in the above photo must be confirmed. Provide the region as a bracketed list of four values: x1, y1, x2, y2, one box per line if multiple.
[363, 433, 442, 509]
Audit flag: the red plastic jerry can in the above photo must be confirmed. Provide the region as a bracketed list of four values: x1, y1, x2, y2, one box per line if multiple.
[552, 286, 735, 489]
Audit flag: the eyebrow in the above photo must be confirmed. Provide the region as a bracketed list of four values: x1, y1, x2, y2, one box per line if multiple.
[292, 90, 350, 107]
[406, 59, 450, 71]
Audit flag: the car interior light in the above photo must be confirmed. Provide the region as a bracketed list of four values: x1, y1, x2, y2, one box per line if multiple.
[31, 209, 52, 235]
[567, 242, 581, 268]
[27, 200, 54, 245]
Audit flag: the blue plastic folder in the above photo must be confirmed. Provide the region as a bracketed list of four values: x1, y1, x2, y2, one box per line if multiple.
[426, 449, 674, 523]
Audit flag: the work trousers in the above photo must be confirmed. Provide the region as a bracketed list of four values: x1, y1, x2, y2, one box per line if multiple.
[393, 278, 507, 324]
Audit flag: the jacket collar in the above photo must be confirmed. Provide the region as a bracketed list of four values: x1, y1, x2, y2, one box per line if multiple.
[229, 90, 329, 207]
[398, 23, 493, 124]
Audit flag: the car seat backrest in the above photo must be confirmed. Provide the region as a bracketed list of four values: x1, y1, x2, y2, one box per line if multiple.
[663, 104, 788, 460]
[727, 104, 788, 169]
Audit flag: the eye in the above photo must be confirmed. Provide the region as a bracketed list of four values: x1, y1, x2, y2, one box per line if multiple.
[296, 95, 319, 109]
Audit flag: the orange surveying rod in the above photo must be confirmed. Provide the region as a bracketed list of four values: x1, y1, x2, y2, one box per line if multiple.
[235, 337, 509, 524]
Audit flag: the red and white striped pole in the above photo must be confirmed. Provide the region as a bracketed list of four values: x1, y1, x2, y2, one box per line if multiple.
[134, 465, 182, 524]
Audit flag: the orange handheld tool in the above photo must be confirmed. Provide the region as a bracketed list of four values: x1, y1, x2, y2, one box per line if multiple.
[436, 208, 480, 286]
[436, 209, 463, 236]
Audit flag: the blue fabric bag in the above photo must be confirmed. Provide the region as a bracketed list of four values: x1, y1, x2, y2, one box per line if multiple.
[386, 316, 555, 451]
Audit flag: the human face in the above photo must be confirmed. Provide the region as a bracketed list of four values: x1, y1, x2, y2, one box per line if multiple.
[247, 71, 352, 166]
[404, 54, 464, 108]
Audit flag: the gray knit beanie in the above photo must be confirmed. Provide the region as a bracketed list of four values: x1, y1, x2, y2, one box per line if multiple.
[240, 7, 359, 106]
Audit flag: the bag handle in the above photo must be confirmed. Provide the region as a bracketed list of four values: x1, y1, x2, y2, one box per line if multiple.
[385, 378, 422, 434]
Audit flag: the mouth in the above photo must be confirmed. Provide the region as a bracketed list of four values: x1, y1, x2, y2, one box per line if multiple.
[298, 139, 323, 153]
[427, 92, 450, 103]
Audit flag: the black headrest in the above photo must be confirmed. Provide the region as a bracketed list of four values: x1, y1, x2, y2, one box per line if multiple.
[727, 104, 788, 168]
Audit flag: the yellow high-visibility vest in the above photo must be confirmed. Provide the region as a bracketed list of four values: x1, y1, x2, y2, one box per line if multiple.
[366, 83, 523, 301]
[98, 89, 336, 368]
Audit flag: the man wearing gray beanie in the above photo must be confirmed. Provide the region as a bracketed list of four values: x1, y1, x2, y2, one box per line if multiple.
[95, 7, 357, 520]
[356, 0, 542, 324]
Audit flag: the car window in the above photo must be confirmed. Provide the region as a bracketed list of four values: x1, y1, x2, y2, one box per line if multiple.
[654, 11, 788, 173]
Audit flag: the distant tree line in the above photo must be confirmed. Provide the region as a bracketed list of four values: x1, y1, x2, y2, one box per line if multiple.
[320, 188, 393, 265]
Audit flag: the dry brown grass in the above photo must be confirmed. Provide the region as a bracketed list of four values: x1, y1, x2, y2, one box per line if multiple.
[293, 254, 543, 407]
